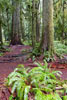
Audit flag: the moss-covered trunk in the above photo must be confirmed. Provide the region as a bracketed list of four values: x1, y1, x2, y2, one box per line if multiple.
[20, 5, 25, 41]
[0, 14, 3, 46]
[62, 1, 65, 43]
[36, 1, 40, 42]
[11, 0, 22, 45]
[32, 0, 36, 48]
[40, 0, 54, 54]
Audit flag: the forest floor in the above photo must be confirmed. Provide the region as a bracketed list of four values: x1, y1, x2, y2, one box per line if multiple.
[0, 45, 67, 100]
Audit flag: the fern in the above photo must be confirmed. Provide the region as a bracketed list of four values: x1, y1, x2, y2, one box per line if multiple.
[6, 61, 63, 100]
[24, 86, 30, 100]
[34, 89, 62, 100]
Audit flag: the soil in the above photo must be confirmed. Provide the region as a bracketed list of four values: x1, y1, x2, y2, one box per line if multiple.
[0, 45, 67, 100]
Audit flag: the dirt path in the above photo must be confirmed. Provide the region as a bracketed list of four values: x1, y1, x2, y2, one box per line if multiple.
[0, 45, 67, 81]
[0, 45, 67, 100]
[0, 45, 32, 81]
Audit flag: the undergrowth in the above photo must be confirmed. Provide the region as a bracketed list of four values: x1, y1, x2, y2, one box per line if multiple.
[6, 61, 67, 100]
[44, 51, 55, 62]
[0, 52, 3, 56]
[23, 40, 32, 46]
[32, 43, 40, 56]
[0, 45, 11, 56]
[54, 41, 67, 57]
[31, 41, 67, 62]
[4, 41, 10, 46]
[0, 46, 11, 52]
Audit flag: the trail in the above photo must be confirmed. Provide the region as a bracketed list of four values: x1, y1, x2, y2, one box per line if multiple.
[0, 45, 32, 81]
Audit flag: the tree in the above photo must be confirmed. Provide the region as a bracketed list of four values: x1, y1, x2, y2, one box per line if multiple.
[36, 0, 40, 42]
[11, 0, 22, 45]
[0, 2, 3, 45]
[32, 0, 36, 48]
[0, 14, 2, 45]
[20, 4, 25, 41]
[62, 0, 65, 42]
[40, 0, 54, 54]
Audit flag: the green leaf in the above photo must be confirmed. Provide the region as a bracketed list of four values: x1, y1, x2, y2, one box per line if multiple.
[24, 86, 30, 100]
[9, 95, 13, 100]
[11, 81, 18, 94]
[62, 96, 67, 100]
[34, 89, 46, 100]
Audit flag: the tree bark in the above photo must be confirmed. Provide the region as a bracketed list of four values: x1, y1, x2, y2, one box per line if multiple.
[0, 14, 3, 45]
[6, 8, 10, 41]
[11, 0, 22, 45]
[32, 0, 36, 48]
[20, 5, 25, 41]
[40, 0, 54, 54]
[62, 1, 65, 43]
[36, 1, 40, 42]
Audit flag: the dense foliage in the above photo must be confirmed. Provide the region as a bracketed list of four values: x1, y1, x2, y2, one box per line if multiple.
[0, 0, 67, 45]
[6, 61, 67, 100]
[54, 41, 67, 57]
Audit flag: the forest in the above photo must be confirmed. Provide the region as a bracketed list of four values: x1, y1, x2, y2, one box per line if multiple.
[0, 0, 67, 100]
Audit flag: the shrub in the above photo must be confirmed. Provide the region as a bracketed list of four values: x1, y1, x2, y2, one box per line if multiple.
[44, 51, 55, 62]
[54, 41, 67, 57]
[6, 61, 66, 100]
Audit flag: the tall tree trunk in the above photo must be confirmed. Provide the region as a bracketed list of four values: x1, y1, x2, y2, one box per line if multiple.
[20, 5, 25, 41]
[32, 0, 36, 48]
[36, 1, 40, 42]
[40, 0, 54, 54]
[11, 0, 22, 45]
[0, 14, 2, 45]
[6, 8, 10, 41]
[62, 1, 65, 43]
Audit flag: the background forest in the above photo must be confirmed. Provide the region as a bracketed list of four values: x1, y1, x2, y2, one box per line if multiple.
[0, 0, 67, 52]
[0, 0, 67, 100]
